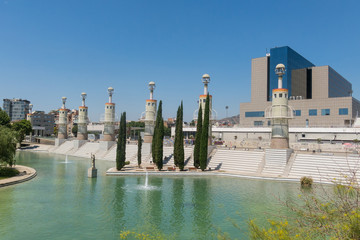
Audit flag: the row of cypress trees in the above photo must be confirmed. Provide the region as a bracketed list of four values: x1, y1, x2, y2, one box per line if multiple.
[194, 93, 210, 171]
[116, 112, 127, 170]
[116, 94, 210, 171]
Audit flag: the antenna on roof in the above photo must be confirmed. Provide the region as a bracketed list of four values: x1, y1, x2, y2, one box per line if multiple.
[266, 48, 270, 57]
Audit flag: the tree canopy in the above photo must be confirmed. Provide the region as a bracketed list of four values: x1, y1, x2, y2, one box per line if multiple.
[12, 120, 32, 144]
[0, 108, 11, 127]
[0, 126, 17, 166]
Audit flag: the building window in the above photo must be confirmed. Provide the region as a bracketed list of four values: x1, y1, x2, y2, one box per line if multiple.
[268, 120, 271, 126]
[339, 108, 348, 115]
[245, 111, 265, 117]
[309, 109, 317, 116]
[293, 110, 301, 116]
[254, 121, 263, 126]
[321, 109, 330, 116]
[279, 93, 282, 97]
[274, 94, 277, 98]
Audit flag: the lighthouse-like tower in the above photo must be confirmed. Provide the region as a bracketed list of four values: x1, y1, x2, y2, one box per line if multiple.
[144, 81, 157, 143]
[199, 74, 213, 144]
[266, 64, 294, 149]
[103, 87, 115, 141]
[26, 104, 33, 121]
[27, 104, 33, 141]
[58, 97, 68, 139]
[77, 92, 88, 140]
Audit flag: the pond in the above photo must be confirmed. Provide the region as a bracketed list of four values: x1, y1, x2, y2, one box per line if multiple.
[0, 151, 307, 239]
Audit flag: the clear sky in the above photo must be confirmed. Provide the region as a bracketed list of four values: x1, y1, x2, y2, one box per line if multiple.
[1, 0, 359, 122]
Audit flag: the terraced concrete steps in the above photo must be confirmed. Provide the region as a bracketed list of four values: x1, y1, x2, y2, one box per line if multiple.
[52, 141, 74, 155]
[262, 149, 293, 176]
[208, 149, 264, 173]
[288, 153, 360, 182]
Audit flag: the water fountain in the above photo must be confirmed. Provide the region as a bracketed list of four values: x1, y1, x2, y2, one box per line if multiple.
[144, 171, 149, 188]
[133, 171, 158, 191]
[60, 155, 71, 164]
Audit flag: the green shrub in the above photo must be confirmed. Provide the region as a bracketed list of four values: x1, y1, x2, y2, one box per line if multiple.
[0, 167, 20, 177]
[300, 176, 313, 187]
[125, 161, 130, 165]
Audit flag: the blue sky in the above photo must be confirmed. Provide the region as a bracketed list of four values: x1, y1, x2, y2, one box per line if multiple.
[1, 0, 359, 122]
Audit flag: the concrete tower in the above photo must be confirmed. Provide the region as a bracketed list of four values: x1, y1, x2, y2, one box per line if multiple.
[58, 97, 68, 139]
[144, 81, 157, 143]
[77, 92, 88, 140]
[266, 64, 294, 149]
[199, 74, 213, 144]
[103, 87, 115, 141]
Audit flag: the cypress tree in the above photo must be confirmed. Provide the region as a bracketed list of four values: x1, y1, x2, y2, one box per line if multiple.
[122, 112, 127, 167]
[178, 101, 185, 170]
[116, 112, 127, 170]
[155, 118, 164, 170]
[116, 113, 122, 170]
[152, 101, 162, 164]
[151, 124, 157, 164]
[174, 105, 181, 167]
[199, 94, 210, 171]
[193, 105, 202, 168]
[152, 101, 162, 165]
[137, 133, 142, 167]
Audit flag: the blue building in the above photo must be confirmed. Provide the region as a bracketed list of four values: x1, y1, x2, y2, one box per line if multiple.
[268, 46, 314, 100]
[240, 46, 360, 127]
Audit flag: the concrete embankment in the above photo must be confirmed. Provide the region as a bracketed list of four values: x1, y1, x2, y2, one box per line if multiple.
[0, 165, 37, 188]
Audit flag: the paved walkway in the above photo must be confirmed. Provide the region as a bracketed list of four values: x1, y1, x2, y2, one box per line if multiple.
[0, 165, 37, 188]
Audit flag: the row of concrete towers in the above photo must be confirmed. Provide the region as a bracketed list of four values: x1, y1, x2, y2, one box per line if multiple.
[55, 74, 212, 143]
[57, 88, 115, 141]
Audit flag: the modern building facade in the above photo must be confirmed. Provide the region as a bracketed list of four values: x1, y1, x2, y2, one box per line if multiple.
[27, 111, 55, 136]
[3, 98, 30, 121]
[240, 46, 360, 127]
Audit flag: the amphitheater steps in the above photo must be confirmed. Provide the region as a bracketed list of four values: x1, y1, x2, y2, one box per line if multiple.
[52, 141, 75, 155]
[261, 149, 292, 176]
[208, 149, 264, 173]
[288, 153, 360, 182]
[71, 143, 100, 159]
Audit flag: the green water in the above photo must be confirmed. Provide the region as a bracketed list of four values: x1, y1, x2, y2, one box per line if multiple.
[0, 151, 303, 239]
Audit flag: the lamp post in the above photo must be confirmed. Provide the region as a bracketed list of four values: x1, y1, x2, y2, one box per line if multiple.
[266, 64, 293, 149]
[144, 81, 157, 143]
[77, 92, 88, 140]
[103, 87, 115, 141]
[58, 97, 68, 139]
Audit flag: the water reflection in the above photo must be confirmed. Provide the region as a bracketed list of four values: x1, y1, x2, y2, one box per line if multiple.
[192, 177, 212, 238]
[171, 177, 184, 232]
[0, 151, 328, 240]
[113, 178, 126, 228]
[148, 177, 163, 227]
